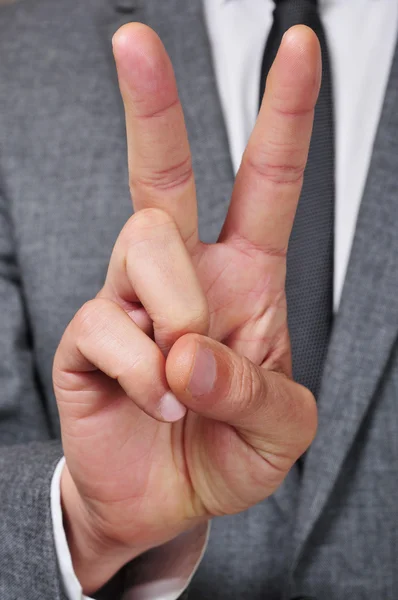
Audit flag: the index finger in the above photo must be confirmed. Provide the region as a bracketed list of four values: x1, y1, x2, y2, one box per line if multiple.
[219, 26, 322, 255]
[112, 24, 199, 249]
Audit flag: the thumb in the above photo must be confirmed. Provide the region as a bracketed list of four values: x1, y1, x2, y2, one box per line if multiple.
[166, 334, 317, 470]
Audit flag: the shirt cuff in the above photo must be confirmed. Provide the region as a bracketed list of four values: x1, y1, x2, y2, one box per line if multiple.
[51, 457, 210, 600]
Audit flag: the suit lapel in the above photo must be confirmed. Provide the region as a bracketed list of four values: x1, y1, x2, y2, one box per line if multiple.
[291, 34, 398, 569]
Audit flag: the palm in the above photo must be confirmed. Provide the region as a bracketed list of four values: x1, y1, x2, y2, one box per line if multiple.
[194, 241, 289, 369]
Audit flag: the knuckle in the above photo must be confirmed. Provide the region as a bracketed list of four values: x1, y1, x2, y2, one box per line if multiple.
[117, 353, 147, 387]
[190, 302, 211, 334]
[122, 208, 177, 246]
[298, 385, 318, 450]
[171, 306, 209, 336]
[271, 96, 313, 119]
[130, 155, 193, 195]
[154, 303, 210, 352]
[283, 383, 318, 457]
[180, 299, 210, 333]
[128, 207, 174, 234]
[136, 97, 180, 121]
[255, 376, 317, 461]
[73, 298, 113, 342]
[245, 152, 306, 186]
[231, 357, 264, 417]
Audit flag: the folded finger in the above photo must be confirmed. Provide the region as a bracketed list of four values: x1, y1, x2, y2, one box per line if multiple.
[100, 208, 209, 355]
[54, 298, 187, 423]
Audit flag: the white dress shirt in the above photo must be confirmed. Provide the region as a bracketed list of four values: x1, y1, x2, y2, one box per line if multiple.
[52, 1, 398, 598]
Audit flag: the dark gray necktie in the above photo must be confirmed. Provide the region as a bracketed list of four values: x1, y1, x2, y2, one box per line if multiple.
[259, 0, 335, 399]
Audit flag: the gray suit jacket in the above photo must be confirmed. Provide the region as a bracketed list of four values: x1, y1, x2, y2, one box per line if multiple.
[0, 1, 398, 599]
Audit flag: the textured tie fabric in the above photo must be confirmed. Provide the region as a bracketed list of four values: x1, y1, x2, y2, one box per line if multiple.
[259, 0, 335, 399]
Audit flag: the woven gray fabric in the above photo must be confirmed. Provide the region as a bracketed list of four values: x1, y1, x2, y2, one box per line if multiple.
[259, 0, 335, 399]
[0, 442, 66, 600]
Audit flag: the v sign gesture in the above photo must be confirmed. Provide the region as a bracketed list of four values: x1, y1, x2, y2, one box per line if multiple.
[53, 24, 319, 595]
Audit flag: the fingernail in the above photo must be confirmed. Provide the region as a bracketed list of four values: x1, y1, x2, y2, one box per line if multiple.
[188, 346, 217, 396]
[158, 392, 187, 422]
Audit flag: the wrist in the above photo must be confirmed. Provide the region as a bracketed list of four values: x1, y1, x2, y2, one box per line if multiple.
[60, 465, 143, 596]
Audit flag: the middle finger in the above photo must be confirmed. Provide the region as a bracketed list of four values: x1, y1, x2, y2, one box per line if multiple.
[220, 26, 322, 256]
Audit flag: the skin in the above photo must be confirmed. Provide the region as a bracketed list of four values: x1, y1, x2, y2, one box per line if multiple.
[53, 24, 320, 594]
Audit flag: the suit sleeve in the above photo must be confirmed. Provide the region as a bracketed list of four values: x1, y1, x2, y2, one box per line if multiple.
[0, 181, 68, 599]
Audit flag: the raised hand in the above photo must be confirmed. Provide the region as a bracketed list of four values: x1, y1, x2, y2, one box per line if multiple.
[53, 24, 319, 594]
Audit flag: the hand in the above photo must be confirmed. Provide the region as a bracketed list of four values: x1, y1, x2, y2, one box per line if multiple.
[53, 23, 319, 595]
